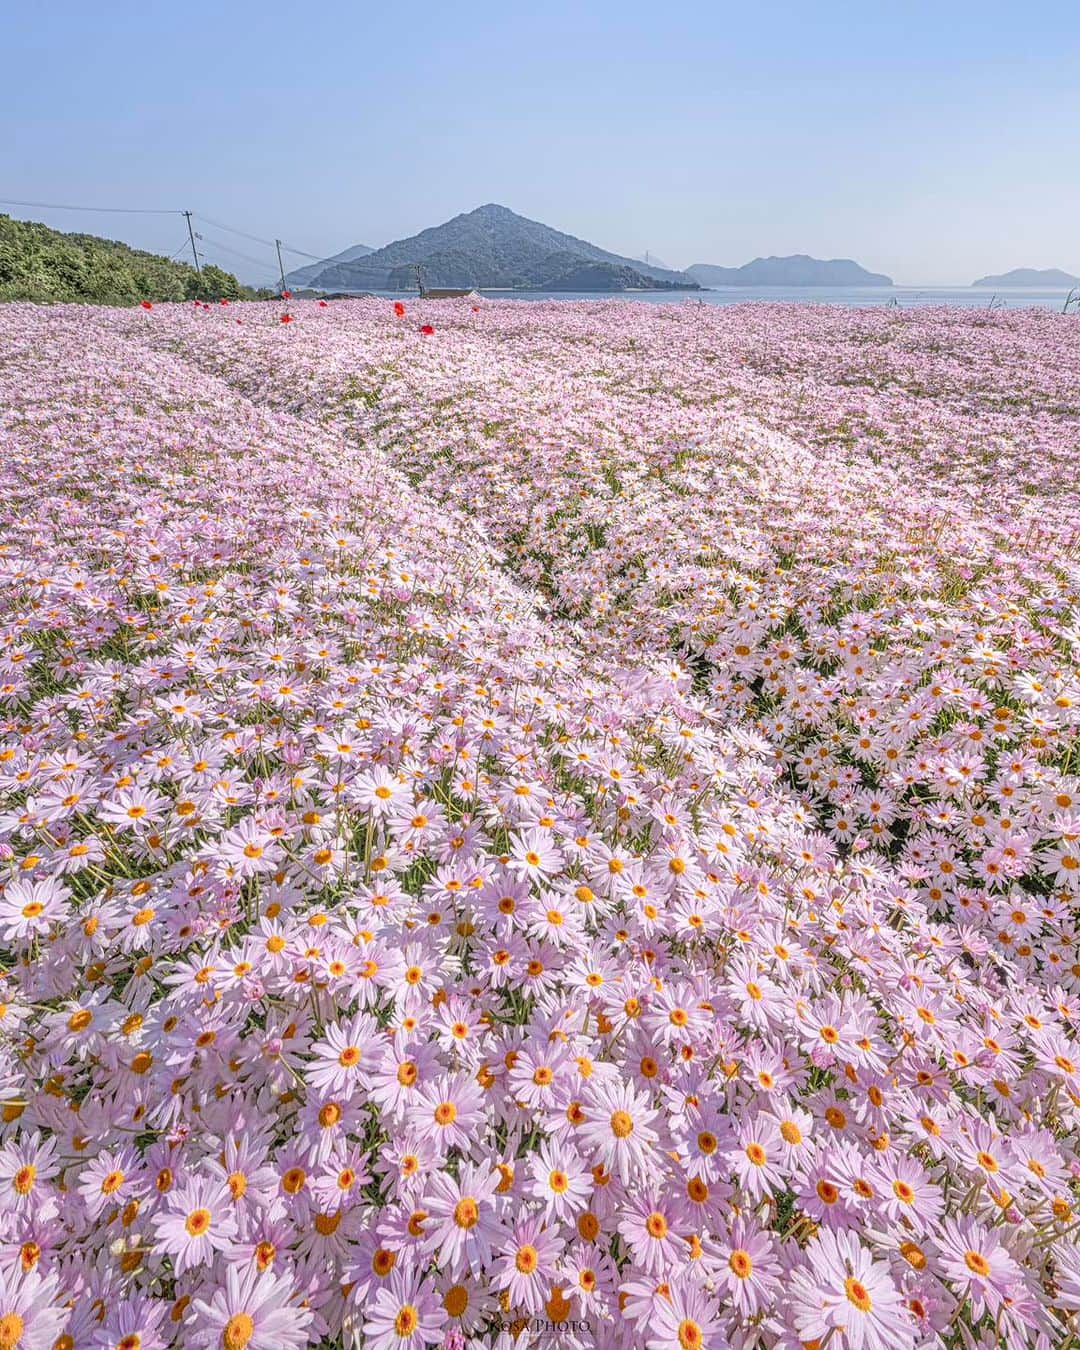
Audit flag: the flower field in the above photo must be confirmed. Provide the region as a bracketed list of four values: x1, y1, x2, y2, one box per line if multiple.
[1, 295, 1079, 1349]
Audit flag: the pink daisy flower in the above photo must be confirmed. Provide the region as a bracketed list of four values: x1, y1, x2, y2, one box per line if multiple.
[938, 1215, 1028, 1322]
[363, 1270, 447, 1349]
[154, 1175, 239, 1276]
[578, 1078, 660, 1185]
[0, 1265, 69, 1350]
[493, 1216, 564, 1315]
[644, 1278, 726, 1349]
[788, 1227, 917, 1350]
[713, 1215, 784, 1318]
[188, 1263, 313, 1349]
[421, 1162, 505, 1279]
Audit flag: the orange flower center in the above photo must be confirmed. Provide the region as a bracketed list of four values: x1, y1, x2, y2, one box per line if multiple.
[610, 1110, 634, 1138]
[223, 1312, 255, 1350]
[845, 1277, 872, 1312]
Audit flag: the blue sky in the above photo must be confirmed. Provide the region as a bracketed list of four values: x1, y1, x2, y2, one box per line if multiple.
[4, 0, 1078, 286]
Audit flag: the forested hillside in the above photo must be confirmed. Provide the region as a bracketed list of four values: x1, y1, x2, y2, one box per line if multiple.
[0, 214, 260, 304]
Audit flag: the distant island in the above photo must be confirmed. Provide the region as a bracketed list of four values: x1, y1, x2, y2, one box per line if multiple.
[284, 243, 375, 290]
[304, 204, 700, 292]
[688, 255, 893, 287]
[970, 267, 1079, 288]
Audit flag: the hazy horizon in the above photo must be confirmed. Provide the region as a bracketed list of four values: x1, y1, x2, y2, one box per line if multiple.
[5, 0, 1078, 288]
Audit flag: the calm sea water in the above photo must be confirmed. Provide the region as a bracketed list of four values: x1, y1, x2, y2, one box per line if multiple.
[360, 286, 1075, 311]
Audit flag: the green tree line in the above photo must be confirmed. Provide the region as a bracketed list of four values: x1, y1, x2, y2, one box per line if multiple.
[0, 214, 271, 304]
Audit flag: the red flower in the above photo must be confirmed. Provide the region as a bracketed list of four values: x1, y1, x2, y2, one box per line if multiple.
[318, 300, 329, 307]
[280, 314, 293, 324]
[419, 324, 434, 335]
[140, 300, 153, 310]
[393, 301, 406, 317]
[282, 290, 292, 299]
[471, 305, 480, 313]
[220, 298, 229, 305]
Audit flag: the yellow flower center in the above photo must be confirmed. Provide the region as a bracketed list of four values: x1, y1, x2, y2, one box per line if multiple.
[516, 1243, 539, 1273]
[444, 1284, 469, 1317]
[729, 1249, 752, 1278]
[900, 1241, 926, 1270]
[394, 1305, 419, 1336]
[845, 1277, 872, 1312]
[610, 1110, 634, 1138]
[223, 1313, 255, 1350]
[453, 1198, 479, 1229]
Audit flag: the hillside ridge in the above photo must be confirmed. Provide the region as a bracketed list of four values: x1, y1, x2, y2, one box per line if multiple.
[0, 213, 256, 304]
[308, 204, 699, 291]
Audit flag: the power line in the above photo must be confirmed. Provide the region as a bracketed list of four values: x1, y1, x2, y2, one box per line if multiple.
[194, 230, 278, 272]
[195, 213, 325, 261]
[278, 241, 326, 261]
[195, 213, 278, 248]
[276, 241, 326, 262]
[0, 197, 182, 215]
[3, 196, 332, 268]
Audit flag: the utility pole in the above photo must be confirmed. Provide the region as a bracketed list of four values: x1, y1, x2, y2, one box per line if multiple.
[183, 211, 201, 274]
[275, 239, 288, 295]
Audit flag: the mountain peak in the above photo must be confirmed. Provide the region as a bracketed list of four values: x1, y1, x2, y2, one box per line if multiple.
[305, 206, 699, 292]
